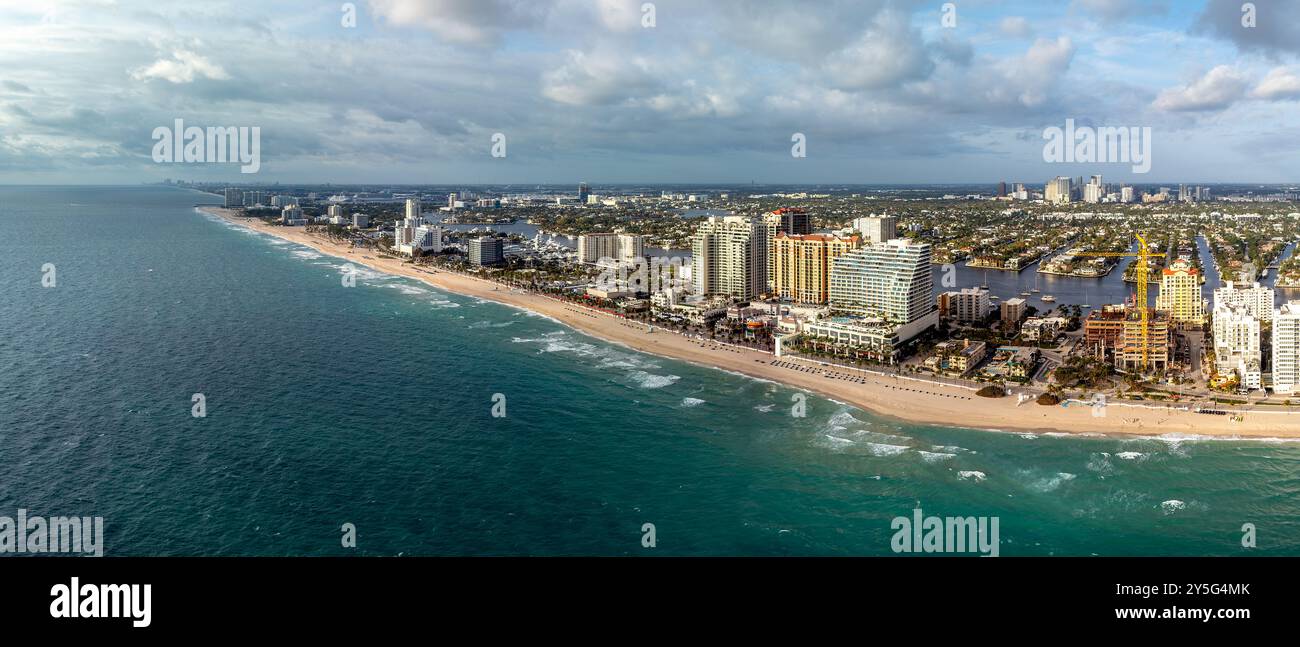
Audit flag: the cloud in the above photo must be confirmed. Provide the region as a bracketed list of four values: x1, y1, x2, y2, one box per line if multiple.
[366, 0, 551, 45]
[1252, 66, 1300, 100]
[1193, 0, 1300, 58]
[821, 9, 934, 90]
[130, 50, 230, 84]
[1153, 65, 1250, 111]
[999, 16, 1032, 39]
[1069, 0, 1167, 24]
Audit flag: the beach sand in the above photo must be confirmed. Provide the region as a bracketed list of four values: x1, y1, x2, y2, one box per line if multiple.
[199, 206, 1300, 439]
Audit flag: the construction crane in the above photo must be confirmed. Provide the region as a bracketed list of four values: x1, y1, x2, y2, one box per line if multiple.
[1076, 234, 1156, 370]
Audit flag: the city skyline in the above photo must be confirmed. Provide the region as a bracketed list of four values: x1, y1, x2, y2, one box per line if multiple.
[1, 0, 1299, 185]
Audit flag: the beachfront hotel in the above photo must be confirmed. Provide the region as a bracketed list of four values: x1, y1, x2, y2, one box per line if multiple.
[691, 216, 768, 300]
[1272, 301, 1300, 395]
[469, 237, 504, 267]
[770, 233, 861, 304]
[1212, 303, 1262, 390]
[1155, 258, 1205, 327]
[828, 238, 934, 324]
[577, 233, 646, 265]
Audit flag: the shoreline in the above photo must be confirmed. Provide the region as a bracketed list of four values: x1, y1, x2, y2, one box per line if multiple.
[197, 206, 1300, 440]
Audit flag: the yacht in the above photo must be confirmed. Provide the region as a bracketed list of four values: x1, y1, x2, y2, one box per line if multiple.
[1040, 295, 1056, 303]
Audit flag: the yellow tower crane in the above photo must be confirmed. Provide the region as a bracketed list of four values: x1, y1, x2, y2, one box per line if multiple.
[1075, 234, 1156, 370]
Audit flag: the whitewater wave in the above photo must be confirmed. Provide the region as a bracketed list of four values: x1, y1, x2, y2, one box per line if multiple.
[681, 397, 706, 408]
[958, 470, 987, 482]
[917, 450, 956, 463]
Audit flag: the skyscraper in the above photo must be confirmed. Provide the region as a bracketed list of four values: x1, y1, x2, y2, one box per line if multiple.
[691, 216, 768, 300]
[829, 238, 933, 324]
[1273, 301, 1300, 394]
[224, 187, 244, 208]
[852, 215, 898, 244]
[1212, 303, 1261, 390]
[577, 233, 645, 265]
[578, 182, 591, 204]
[1045, 176, 1072, 205]
[770, 233, 861, 304]
[405, 198, 421, 222]
[1155, 258, 1204, 327]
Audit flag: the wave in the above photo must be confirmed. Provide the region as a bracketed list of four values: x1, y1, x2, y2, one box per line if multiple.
[916, 450, 956, 463]
[681, 397, 705, 408]
[958, 470, 987, 482]
[1159, 499, 1186, 514]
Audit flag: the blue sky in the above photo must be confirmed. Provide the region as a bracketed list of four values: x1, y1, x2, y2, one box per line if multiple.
[1, 0, 1298, 184]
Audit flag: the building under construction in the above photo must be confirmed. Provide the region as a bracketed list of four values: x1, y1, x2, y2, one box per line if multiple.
[1083, 303, 1171, 372]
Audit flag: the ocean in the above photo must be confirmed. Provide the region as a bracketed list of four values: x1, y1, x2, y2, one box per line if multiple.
[1, 185, 1297, 556]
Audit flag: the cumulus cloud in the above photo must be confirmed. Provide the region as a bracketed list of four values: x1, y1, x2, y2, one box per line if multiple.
[1153, 65, 1251, 111]
[1252, 66, 1300, 101]
[130, 50, 230, 84]
[821, 9, 934, 90]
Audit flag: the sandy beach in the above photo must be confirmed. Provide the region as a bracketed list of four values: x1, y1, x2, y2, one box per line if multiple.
[199, 206, 1300, 439]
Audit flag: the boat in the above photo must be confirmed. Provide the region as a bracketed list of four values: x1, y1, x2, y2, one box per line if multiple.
[1020, 291, 1031, 296]
[1040, 295, 1056, 302]
[1031, 273, 1041, 293]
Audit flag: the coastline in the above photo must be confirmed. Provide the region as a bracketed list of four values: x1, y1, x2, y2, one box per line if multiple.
[198, 206, 1300, 440]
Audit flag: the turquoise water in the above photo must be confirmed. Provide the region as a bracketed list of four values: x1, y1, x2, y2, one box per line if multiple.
[1, 185, 1297, 556]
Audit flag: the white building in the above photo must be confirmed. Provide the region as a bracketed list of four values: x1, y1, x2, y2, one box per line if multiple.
[852, 215, 898, 244]
[577, 233, 645, 265]
[1212, 304, 1261, 390]
[1083, 175, 1104, 203]
[829, 238, 934, 325]
[280, 205, 307, 225]
[352, 213, 370, 229]
[1272, 301, 1300, 394]
[691, 216, 768, 300]
[942, 287, 991, 323]
[1214, 281, 1274, 322]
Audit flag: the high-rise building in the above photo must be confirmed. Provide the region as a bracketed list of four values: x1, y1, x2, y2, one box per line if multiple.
[997, 181, 1007, 197]
[770, 233, 861, 304]
[1155, 258, 1204, 327]
[1272, 301, 1300, 394]
[1045, 176, 1072, 205]
[468, 236, 504, 266]
[763, 208, 813, 236]
[941, 287, 992, 323]
[352, 213, 370, 229]
[691, 216, 768, 300]
[327, 204, 344, 219]
[829, 238, 933, 324]
[1212, 303, 1261, 390]
[578, 182, 591, 204]
[1214, 281, 1274, 322]
[1084, 175, 1104, 203]
[224, 188, 244, 208]
[405, 198, 422, 222]
[1000, 297, 1026, 326]
[852, 215, 898, 245]
[577, 233, 645, 265]
[1121, 186, 1135, 203]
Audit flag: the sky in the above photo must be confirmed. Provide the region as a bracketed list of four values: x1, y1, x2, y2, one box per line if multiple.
[1, 0, 1298, 185]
